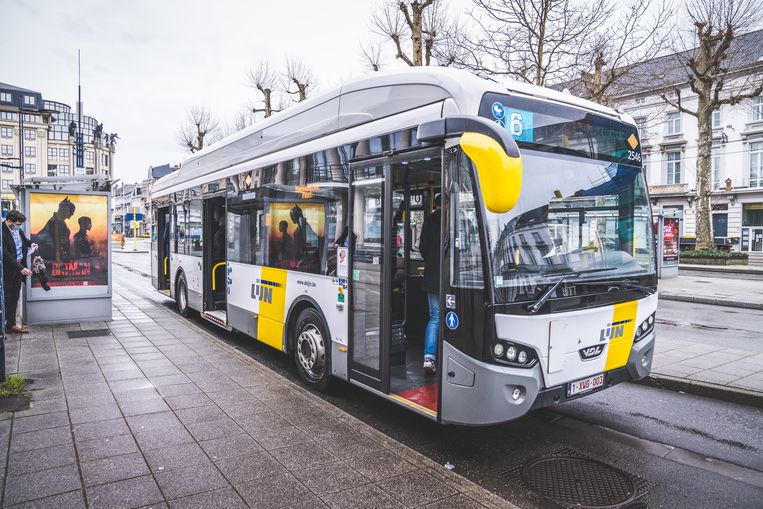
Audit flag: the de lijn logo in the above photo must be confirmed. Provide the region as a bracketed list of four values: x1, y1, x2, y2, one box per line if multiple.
[251, 278, 280, 304]
[599, 319, 632, 342]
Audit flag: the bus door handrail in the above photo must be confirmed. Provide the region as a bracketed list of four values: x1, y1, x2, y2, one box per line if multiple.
[211, 261, 226, 291]
[163, 257, 168, 276]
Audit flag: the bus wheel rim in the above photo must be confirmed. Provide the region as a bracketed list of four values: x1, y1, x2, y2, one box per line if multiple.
[297, 324, 325, 380]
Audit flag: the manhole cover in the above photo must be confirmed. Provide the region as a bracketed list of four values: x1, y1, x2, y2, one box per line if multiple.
[67, 329, 112, 339]
[521, 456, 635, 508]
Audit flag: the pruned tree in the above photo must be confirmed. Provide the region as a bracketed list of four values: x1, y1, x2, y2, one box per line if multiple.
[361, 42, 385, 72]
[219, 107, 256, 138]
[575, 0, 674, 105]
[371, 0, 451, 67]
[177, 106, 219, 154]
[660, 0, 763, 251]
[247, 62, 280, 118]
[285, 58, 314, 102]
[460, 0, 611, 86]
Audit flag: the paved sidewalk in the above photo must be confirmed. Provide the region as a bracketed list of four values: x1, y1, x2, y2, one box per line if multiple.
[0, 281, 512, 508]
[658, 272, 763, 309]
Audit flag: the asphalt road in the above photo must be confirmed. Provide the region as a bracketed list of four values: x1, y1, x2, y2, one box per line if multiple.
[112, 254, 763, 508]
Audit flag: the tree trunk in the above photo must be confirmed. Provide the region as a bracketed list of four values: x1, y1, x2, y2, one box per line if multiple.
[695, 86, 715, 251]
[411, 3, 423, 66]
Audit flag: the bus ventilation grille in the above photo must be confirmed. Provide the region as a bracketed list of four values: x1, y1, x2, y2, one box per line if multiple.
[505, 447, 655, 509]
[66, 329, 112, 339]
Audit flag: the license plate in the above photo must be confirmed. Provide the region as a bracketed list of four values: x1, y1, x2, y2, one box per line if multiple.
[567, 373, 605, 397]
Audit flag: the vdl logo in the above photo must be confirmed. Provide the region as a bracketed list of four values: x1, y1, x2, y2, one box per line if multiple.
[579, 344, 604, 361]
[599, 319, 632, 342]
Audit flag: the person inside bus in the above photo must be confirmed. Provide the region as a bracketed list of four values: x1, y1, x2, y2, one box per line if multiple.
[420, 193, 441, 374]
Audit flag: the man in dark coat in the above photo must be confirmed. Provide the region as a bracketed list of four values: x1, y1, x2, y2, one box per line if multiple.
[3, 210, 33, 334]
[419, 193, 441, 374]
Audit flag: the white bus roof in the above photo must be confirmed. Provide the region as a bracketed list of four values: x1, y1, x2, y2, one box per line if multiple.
[153, 67, 623, 197]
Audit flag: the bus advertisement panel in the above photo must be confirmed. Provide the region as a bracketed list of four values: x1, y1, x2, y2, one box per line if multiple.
[29, 192, 109, 288]
[268, 202, 325, 272]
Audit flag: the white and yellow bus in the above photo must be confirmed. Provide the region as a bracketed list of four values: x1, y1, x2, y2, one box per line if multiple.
[151, 68, 657, 425]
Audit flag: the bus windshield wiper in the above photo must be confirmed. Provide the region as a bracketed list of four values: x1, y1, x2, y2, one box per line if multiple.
[527, 267, 616, 314]
[574, 279, 656, 296]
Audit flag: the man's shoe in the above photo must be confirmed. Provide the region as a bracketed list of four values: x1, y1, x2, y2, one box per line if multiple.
[9, 326, 28, 334]
[423, 358, 436, 374]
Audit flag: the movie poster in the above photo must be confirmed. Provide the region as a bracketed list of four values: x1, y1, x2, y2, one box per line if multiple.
[29, 193, 109, 288]
[268, 202, 325, 272]
[662, 217, 679, 263]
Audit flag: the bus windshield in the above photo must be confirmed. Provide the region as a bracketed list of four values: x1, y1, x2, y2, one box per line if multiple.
[483, 150, 655, 304]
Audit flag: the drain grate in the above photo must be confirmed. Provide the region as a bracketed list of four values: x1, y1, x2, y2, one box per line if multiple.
[66, 329, 112, 339]
[505, 448, 655, 509]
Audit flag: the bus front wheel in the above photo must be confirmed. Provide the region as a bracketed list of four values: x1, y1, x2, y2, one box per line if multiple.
[292, 308, 332, 392]
[176, 273, 192, 317]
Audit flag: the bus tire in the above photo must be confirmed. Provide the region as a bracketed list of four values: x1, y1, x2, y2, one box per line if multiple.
[176, 272, 192, 317]
[292, 308, 332, 392]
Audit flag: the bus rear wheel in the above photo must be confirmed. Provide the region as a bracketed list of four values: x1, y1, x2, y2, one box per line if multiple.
[292, 308, 332, 392]
[176, 273, 192, 317]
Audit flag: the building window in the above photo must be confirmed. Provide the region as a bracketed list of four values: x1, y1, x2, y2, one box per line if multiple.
[666, 151, 681, 184]
[1, 145, 12, 156]
[751, 96, 763, 122]
[712, 109, 721, 129]
[23, 95, 35, 106]
[103, 154, 109, 166]
[0, 92, 11, 103]
[712, 149, 721, 189]
[2, 180, 12, 190]
[750, 142, 763, 188]
[86, 151, 94, 163]
[1, 163, 12, 173]
[48, 147, 57, 160]
[0, 127, 12, 139]
[59, 148, 69, 159]
[48, 164, 57, 177]
[24, 146, 36, 158]
[23, 129, 36, 141]
[667, 112, 681, 135]
[0, 112, 18, 121]
[24, 163, 36, 174]
[22, 114, 40, 123]
[59, 165, 70, 176]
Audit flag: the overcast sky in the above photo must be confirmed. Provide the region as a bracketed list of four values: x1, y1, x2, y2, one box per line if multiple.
[1, 0, 470, 184]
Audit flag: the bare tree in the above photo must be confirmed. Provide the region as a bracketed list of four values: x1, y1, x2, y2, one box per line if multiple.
[660, 0, 763, 251]
[372, 0, 453, 66]
[177, 106, 219, 154]
[285, 58, 314, 102]
[361, 42, 385, 72]
[219, 107, 256, 138]
[575, 0, 674, 105]
[247, 62, 280, 118]
[461, 0, 611, 86]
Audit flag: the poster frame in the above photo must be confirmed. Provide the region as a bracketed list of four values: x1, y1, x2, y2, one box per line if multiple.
[22, 188, 112, 302]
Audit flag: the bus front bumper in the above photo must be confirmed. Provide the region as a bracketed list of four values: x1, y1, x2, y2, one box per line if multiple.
[440, 331, 655, 426]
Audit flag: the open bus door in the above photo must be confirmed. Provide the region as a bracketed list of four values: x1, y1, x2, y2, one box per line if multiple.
[202, 196, 228, 328]
[155, 206, 171, 295]
[348, 148, 442, 420]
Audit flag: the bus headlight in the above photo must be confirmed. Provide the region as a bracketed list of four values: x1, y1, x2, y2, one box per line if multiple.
[633, 312, 656, 343]
[490, 340, 537, 368]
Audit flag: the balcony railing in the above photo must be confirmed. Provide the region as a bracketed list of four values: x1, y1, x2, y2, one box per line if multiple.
[649, 183, 688, 195]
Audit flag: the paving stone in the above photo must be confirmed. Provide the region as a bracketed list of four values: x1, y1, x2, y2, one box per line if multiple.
[377, 470, 458, 507]
[7, 443, 77, 477]
[174, 405, 227, 426]
[143, 443, 212, 473]
[156, 383, 202, 398]
[199, 434, 262, 461]
[422, 493, 488, 508]
[4, 464, 82, 506]
[319, 430, 384, 460]
[135, 425, 195, 451]
[5, 489, 86, 509]
[118, 397, 171, 417]
[248, 425, 312, 450]
[12, 411, 69, 434]
[77, 433, 140, 462]
[165, 393, 214, 410]
[346, 450, 416, 482]
[235, 408, 291, 432]
[155, 462, 229, 500]
[167, 487, 247, 509]
[108, 378, 155, 393]
[10, 426, 72, 453]
[235, 472, 314, 508]
[271, 441, 338, 471]
[292, 460, 370, 496]
[186, 417, 244, 441]
[149, 374, 191, 387]
[215, 450, 287, 484]
[80, 452, 151, 486]
[127, 411, 182, 432]
[324, 483, 405, 509]
[12, 399, 67, 418]
[72, 418, 130, 442]
[85, 475, 164, 509]
[69, 404, 123, 425]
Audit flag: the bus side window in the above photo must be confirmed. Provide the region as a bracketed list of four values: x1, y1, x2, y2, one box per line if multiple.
[451, 152, 484, 289]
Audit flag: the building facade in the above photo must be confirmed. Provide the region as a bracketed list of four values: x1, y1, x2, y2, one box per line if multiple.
[112, 164, 178, 236]
[0, 82, 115, 214]
[606, 30, 763, 257]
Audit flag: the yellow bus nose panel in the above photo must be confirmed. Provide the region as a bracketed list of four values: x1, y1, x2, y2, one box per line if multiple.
[460, 132, 522, 214]
[604, 301, 638, 371]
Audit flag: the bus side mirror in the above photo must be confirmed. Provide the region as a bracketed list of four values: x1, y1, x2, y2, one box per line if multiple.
[460, 132, 522, 214]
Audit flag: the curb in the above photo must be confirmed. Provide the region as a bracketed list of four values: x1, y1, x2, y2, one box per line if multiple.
[679, 265, 763, 275]
[114, 264, 517, 509]
[658, 293, 763, 310]
[637, 374, 763, 409]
